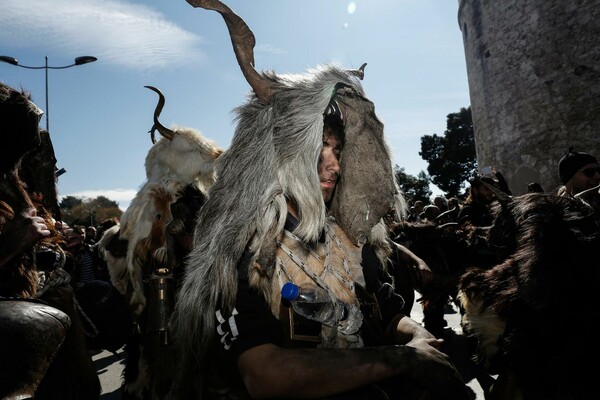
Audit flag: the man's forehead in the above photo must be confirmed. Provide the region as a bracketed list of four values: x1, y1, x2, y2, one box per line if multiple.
[323, 130, 341, 145]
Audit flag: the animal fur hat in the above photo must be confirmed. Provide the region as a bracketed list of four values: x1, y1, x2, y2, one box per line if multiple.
[558, 147, 598, 184]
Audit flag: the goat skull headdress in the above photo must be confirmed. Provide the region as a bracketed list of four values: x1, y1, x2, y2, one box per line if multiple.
[174, 0, 401, 359]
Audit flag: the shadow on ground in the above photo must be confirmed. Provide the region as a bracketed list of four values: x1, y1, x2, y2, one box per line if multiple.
[92, 348, 127, 399]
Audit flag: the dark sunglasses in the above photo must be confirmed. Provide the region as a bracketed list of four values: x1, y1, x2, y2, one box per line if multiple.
[579, 167, 600, 178]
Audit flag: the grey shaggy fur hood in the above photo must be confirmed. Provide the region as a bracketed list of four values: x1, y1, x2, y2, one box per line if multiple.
[172, 64, 400, 360]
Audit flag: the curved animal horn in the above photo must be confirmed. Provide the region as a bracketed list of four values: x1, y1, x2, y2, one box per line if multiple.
[187, 0, 274, 102]
[145, 85, 175, 143]
[348, 62, 367, 80]
[575, 182, 600, 210]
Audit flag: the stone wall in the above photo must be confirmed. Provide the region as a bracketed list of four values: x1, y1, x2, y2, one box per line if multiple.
[458, 0, 600, 194]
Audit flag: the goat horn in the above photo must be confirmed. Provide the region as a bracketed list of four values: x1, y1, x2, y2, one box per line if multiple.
[348, 63, 367, 80]
[187, 0, 274, 102]
[575, 182, 600, 205]
[145, 85, 175, 142]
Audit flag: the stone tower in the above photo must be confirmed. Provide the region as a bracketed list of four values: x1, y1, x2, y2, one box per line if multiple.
[458, 0, 600, 195]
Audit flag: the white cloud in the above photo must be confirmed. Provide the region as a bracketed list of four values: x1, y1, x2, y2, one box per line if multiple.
[0, 0, 204, 71]
[61, 188, 137, 211]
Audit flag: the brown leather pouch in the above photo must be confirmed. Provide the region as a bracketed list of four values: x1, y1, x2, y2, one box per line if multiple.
[0, 299, 70, 399]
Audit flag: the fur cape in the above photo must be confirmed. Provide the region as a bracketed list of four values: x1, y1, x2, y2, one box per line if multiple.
[117, 121, 223, 315]
[173, 64, 404, 360]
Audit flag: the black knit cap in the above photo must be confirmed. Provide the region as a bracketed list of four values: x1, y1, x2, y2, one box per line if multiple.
[558, 147, 598, 184]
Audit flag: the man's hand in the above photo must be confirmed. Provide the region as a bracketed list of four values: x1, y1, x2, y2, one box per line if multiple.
[7, 208, 50, 248]
[20, 208, 51, 243]
[0, 208, 50, 269]
[399, 342, 470, 399]
[413, 260, 433, 286]
[392, 242, 434, 287]
[388, 316, 469, 399]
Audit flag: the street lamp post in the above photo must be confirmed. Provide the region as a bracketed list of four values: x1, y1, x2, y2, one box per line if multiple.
[0, 55, 97, 133]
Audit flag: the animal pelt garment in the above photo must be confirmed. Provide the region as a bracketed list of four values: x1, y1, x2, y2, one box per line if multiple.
[173, 63, 402, 361]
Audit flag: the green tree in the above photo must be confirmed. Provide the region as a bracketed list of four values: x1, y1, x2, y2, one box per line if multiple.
[59, 195, 83, 210]
[394, 166, 432, 203]
[419, 106, 477, 197]
[60, 196, 122, 226]
[93, 195, 119, 209]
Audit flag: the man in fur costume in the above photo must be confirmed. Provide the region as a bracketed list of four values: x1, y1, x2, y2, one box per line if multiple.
[169, 2, 470, 399]
[0, 81, 100, 399]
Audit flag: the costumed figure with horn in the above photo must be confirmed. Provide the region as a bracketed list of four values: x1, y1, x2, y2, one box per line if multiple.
[99, 85, 222, 399]
[168, 2, 471, 399]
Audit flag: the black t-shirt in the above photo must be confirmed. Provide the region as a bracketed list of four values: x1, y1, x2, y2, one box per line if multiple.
[213, 235, 405, 364]
[215, 268, 283, 364]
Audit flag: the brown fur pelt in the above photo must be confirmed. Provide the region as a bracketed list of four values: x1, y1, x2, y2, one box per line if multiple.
[108, 94, 220, 398]
[117, 184, 209, 400]
[392, 219, 497, 336]
[0, 82, 59, 298]
[0, 197, 100, 400]
[0, 81, 100, 399]
[98, 224, 128, 294]
[458, 193, 600, 399]
[0, 200, 38, 298]
[0, 82, 52, 297]
[19, 129, 62, 220]
[0, 82, 42, 175]
[117, 110, 222, 317]
[120, 183, 176, 316]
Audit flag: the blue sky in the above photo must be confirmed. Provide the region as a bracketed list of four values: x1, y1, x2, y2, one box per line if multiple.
[1, 0, 470, 211]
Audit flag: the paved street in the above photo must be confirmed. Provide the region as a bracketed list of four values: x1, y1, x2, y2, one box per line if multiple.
[93, 347, 126, 400]
[94, 291, 488, 399]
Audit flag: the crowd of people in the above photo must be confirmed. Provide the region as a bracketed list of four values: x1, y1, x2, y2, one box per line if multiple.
[3, 74, 600, 400]
[403, 146, 600, 230]
[2, 88, 600, 400]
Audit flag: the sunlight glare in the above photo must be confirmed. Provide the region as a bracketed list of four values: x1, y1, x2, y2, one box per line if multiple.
[347, 2, 356, 14]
